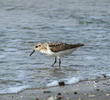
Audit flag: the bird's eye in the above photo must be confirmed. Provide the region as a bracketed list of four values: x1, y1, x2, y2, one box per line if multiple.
[35, 46, 38, 48]
[36, 45, 40, 48]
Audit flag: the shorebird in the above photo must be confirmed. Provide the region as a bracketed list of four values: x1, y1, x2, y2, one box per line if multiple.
[30, 42, 84, 67]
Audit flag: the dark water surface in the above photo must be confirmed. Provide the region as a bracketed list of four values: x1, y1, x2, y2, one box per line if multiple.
[0, 0, 110, 93]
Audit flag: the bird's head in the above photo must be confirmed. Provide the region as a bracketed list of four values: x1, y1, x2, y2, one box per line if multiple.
[30, 43, 43, 56]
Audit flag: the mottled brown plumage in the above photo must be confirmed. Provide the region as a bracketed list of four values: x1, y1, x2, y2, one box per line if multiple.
[49, 43, 84, 52]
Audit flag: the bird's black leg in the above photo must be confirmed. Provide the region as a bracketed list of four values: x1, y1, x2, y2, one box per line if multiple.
[59, 58, 61, 68]
[51, 57, 57, 67]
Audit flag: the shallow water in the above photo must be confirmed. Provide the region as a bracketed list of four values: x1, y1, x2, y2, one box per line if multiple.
[0, 0, 110, 93]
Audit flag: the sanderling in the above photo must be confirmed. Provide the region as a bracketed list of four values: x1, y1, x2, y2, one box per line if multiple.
[30, 42, 84, 67]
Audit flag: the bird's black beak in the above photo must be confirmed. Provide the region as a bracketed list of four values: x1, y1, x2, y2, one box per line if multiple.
[30, 50, 35, 56]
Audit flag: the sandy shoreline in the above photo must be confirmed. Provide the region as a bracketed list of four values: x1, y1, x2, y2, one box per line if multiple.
[0, 78, 110, 100]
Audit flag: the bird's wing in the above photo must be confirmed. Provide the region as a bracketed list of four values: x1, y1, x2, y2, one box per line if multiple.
[49, 43, 84, 52]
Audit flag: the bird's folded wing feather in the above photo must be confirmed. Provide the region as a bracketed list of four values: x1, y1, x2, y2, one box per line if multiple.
[49, 43, 84, 52]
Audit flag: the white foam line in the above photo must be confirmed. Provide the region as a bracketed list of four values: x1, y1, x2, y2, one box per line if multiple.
[47, 77, 81, 87]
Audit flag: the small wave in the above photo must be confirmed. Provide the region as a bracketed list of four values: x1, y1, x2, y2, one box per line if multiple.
[0, 79, 23, 84]
[0, 85, 29, 94]
[21, 26, 33, 30]
[66, 77, 81, 84]
[47, 80, 58, 87]
[47, 77, 81, 87]
[5, 7, 17, 11]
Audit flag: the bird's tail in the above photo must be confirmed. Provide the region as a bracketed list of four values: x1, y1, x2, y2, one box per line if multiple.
[71, 43, 84, 48]
[77, 43, 84, 47]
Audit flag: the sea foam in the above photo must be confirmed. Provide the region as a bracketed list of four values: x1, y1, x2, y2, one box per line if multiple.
[47, 77, 81, 87]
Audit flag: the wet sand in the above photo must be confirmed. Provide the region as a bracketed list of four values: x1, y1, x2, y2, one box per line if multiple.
[0, 78, 110, 100]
